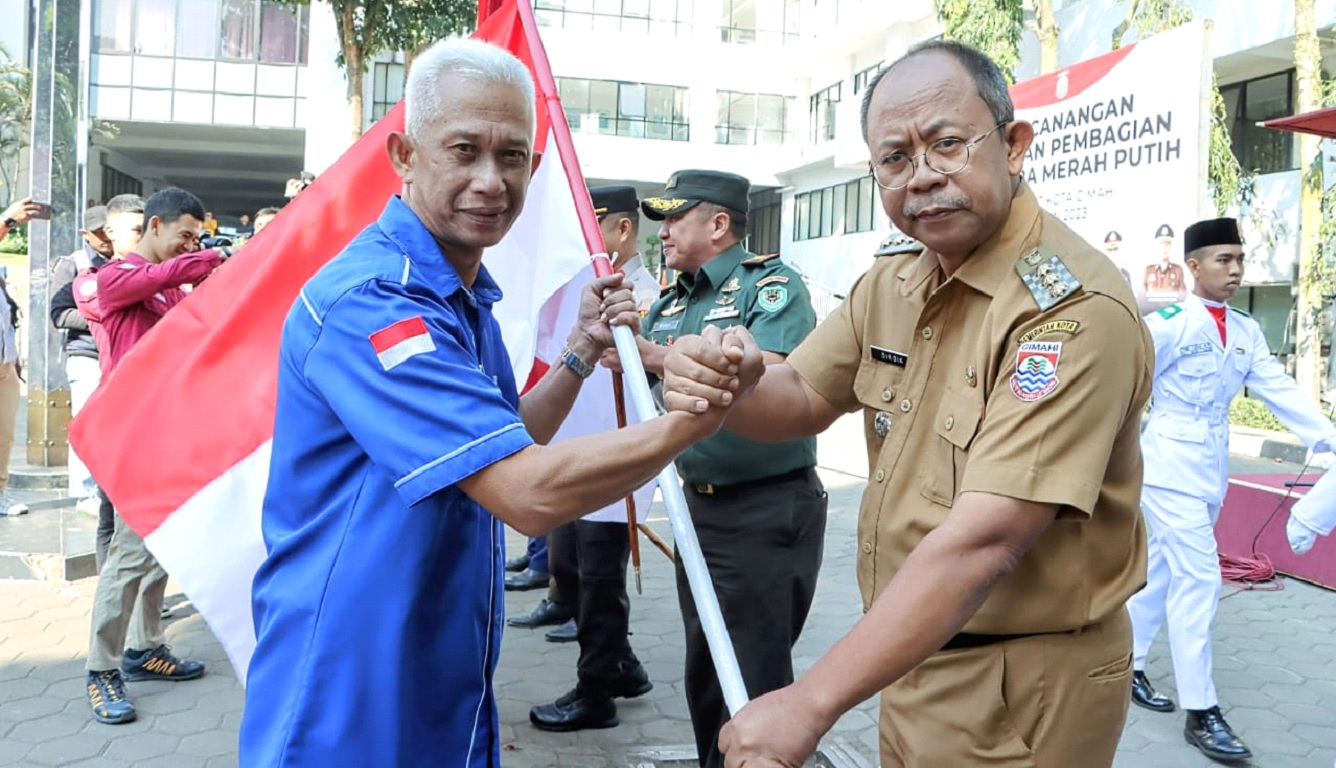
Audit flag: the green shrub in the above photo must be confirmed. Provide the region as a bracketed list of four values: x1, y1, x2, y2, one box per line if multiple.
[0, 227, 25, 254]
[1229, 395, 1287, 432]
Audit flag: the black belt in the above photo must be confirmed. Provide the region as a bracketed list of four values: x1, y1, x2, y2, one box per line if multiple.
[687, 467, 812, 496]
[941, 631, 1041, 651]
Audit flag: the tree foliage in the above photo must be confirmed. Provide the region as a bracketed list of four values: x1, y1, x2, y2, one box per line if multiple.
[932, 0, 1024, 82]
[0, 43, 31, 206]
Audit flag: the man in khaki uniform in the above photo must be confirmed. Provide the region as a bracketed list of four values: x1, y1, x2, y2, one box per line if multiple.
[659, 40, 1151, 768]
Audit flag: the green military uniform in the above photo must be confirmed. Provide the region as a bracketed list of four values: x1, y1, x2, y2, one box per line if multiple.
[643, 243, 816, 484]
[641, 169, 826, 768]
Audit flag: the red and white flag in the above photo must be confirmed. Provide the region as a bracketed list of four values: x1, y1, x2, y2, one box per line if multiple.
[70, 0, 649, 680]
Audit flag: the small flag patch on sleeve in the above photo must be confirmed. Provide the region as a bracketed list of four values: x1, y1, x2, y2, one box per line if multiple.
[369, 316, 435, 371]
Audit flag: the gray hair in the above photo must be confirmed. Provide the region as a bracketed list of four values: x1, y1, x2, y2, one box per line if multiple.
[861, 39, 1015, 141]
[405, 37, 536, 140]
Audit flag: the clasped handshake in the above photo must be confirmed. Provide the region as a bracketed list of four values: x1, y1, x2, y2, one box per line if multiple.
[660, 325, 766, 417]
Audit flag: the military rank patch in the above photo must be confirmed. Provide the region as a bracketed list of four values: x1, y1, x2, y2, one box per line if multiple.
[755, 275, 789, 287]
[757, 285, 789, 313]
[1015, 246, 1080, 311]
[1010, 341, 1062, 402]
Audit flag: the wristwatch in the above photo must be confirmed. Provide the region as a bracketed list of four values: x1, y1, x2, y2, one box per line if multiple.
[1, 218, 16, 230]
[559, 345, 595, 379]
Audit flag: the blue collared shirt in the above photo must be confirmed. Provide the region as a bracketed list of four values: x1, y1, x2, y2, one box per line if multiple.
[241, 196, 534, 767]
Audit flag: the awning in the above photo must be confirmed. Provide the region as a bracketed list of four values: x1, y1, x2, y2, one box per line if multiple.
[1262, 106, 1336, 139]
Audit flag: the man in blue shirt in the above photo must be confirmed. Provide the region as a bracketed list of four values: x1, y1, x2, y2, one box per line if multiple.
[240, 38, 734, 767]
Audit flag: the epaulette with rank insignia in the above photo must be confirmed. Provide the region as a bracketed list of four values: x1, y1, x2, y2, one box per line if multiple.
[874, 232, 923, 257]
[1015, 244, 1081, 311]
[741, 252, 782, 267]
[1156, 304, 1183, 320]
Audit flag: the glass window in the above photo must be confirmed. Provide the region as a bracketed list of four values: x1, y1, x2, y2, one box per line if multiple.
[95, 0, 134, 53]
[135, 0, 176, 56]
[221, 0, 258, 61]
[809, 82, 839, 143]
[538, 0, 692, 35]
[717, 90, 790, 145]
[371, 62, 405, 122]
[558, 77, 688, 140]
[177, 0, 219, 59]
[721, 0, 799, 45]
[260, 1, 300, 64]
[853, 61, 884, 94]
[1222, 71, 1296, 174]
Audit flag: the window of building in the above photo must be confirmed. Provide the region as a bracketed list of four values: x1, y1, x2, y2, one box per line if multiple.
[809, 82, 840, 143]
[792, 176, 876, 241]
[853, 61, 884, 94]
[1221, 71, 1296, 174]
[748, 188, 782, 255]
[720, 0, 800, 45]
[101, 165, 143, 201]
[372, 62, 405, 123]
[558, 77, 690, 141]
[95, 0, 134, 52]
[535, 0, 693, 37]
[716, 91, 790, 145]
[95, 0, 307, 64]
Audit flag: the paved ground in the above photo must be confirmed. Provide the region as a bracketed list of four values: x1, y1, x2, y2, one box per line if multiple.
[2, 418, 1336, 766]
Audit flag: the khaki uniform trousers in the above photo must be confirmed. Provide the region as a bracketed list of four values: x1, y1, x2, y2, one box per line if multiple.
[0, 361, 19, 491]
[879, 610, 1132, 768]
[86, 512, 168, 671]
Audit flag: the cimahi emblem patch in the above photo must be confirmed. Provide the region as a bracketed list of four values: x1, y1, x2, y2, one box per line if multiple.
[1010, 341, 1062, 402]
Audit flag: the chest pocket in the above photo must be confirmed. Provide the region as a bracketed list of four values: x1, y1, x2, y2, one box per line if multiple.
[1175, 353, 1218, 403]
[852, 357, 903, 465]
[919, 388, 983, 507]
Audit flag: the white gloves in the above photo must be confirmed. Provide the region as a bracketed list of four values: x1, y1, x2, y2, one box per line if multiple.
[1288, 514, 1322, 555]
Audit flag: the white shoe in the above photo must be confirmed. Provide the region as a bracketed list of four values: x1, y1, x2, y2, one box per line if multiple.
[0, 490, 28, 516]
[75, 495, 101, 517]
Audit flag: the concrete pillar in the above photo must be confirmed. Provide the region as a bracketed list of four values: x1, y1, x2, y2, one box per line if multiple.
[24, 0, 84, 466]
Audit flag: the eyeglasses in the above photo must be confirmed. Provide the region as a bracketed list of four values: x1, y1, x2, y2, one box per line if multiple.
[869, 121, 1009, 191]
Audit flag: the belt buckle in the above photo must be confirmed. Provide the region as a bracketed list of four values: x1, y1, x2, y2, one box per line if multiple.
[695, 483, 714, 495]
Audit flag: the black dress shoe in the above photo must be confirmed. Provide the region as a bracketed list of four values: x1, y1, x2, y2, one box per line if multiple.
[507, 599, 572, 628]
[545, 618, 577, 643]
[1185, 706, 1253, 762]
[504, 554, 530, 573]
[608, 663, 653, 699]
[530, 685, 618, 732]
[504, 568, 549, 591]
[1131, 670, 1175, 713]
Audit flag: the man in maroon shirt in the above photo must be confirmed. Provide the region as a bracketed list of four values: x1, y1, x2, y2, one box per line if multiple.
[75, 187, 230, 725]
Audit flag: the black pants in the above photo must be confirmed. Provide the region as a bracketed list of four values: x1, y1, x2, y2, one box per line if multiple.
[95, 488, 116, 571]
[549, 519, 640, 691]
[676, 467, 827, 768]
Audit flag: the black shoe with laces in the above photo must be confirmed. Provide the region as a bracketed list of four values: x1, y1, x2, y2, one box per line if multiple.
[86, 669, 136, 724]
[1184, 706, 1253, 762]
[122, 644, 205, 682]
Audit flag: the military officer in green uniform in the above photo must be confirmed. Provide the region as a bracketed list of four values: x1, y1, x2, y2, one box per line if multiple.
[610, 169, 827, 768]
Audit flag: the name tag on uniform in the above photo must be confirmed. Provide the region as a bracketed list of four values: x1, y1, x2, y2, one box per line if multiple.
[703, 306, 741, 322]
[870, 345, 908, 367]
[1179, 342, 1212, 356]
[651, 318, 681, 333]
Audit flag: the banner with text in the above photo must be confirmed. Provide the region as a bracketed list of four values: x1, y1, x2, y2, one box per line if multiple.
[1012, 21, 1208, 315]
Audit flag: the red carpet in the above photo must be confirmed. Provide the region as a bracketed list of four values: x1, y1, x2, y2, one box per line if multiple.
[1218, 473, 1336, 590]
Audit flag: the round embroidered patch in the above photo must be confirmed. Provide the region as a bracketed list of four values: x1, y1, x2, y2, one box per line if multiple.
[757, 285, 789, 313]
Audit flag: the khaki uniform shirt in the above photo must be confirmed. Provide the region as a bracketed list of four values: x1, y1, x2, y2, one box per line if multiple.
[788, 185, 1151, 634]
[644, 243, 817, 485]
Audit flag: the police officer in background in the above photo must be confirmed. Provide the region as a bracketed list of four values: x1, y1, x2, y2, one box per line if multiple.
[607, 169, 825, 768]
[1103, 229, 1132, 285]
[1127, 217, 1336, 762]
[528, 185, 658, 731]
[1144, 223, 1187, 303]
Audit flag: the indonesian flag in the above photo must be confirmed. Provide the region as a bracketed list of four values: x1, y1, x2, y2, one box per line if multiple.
[69, 0, 649, 680]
